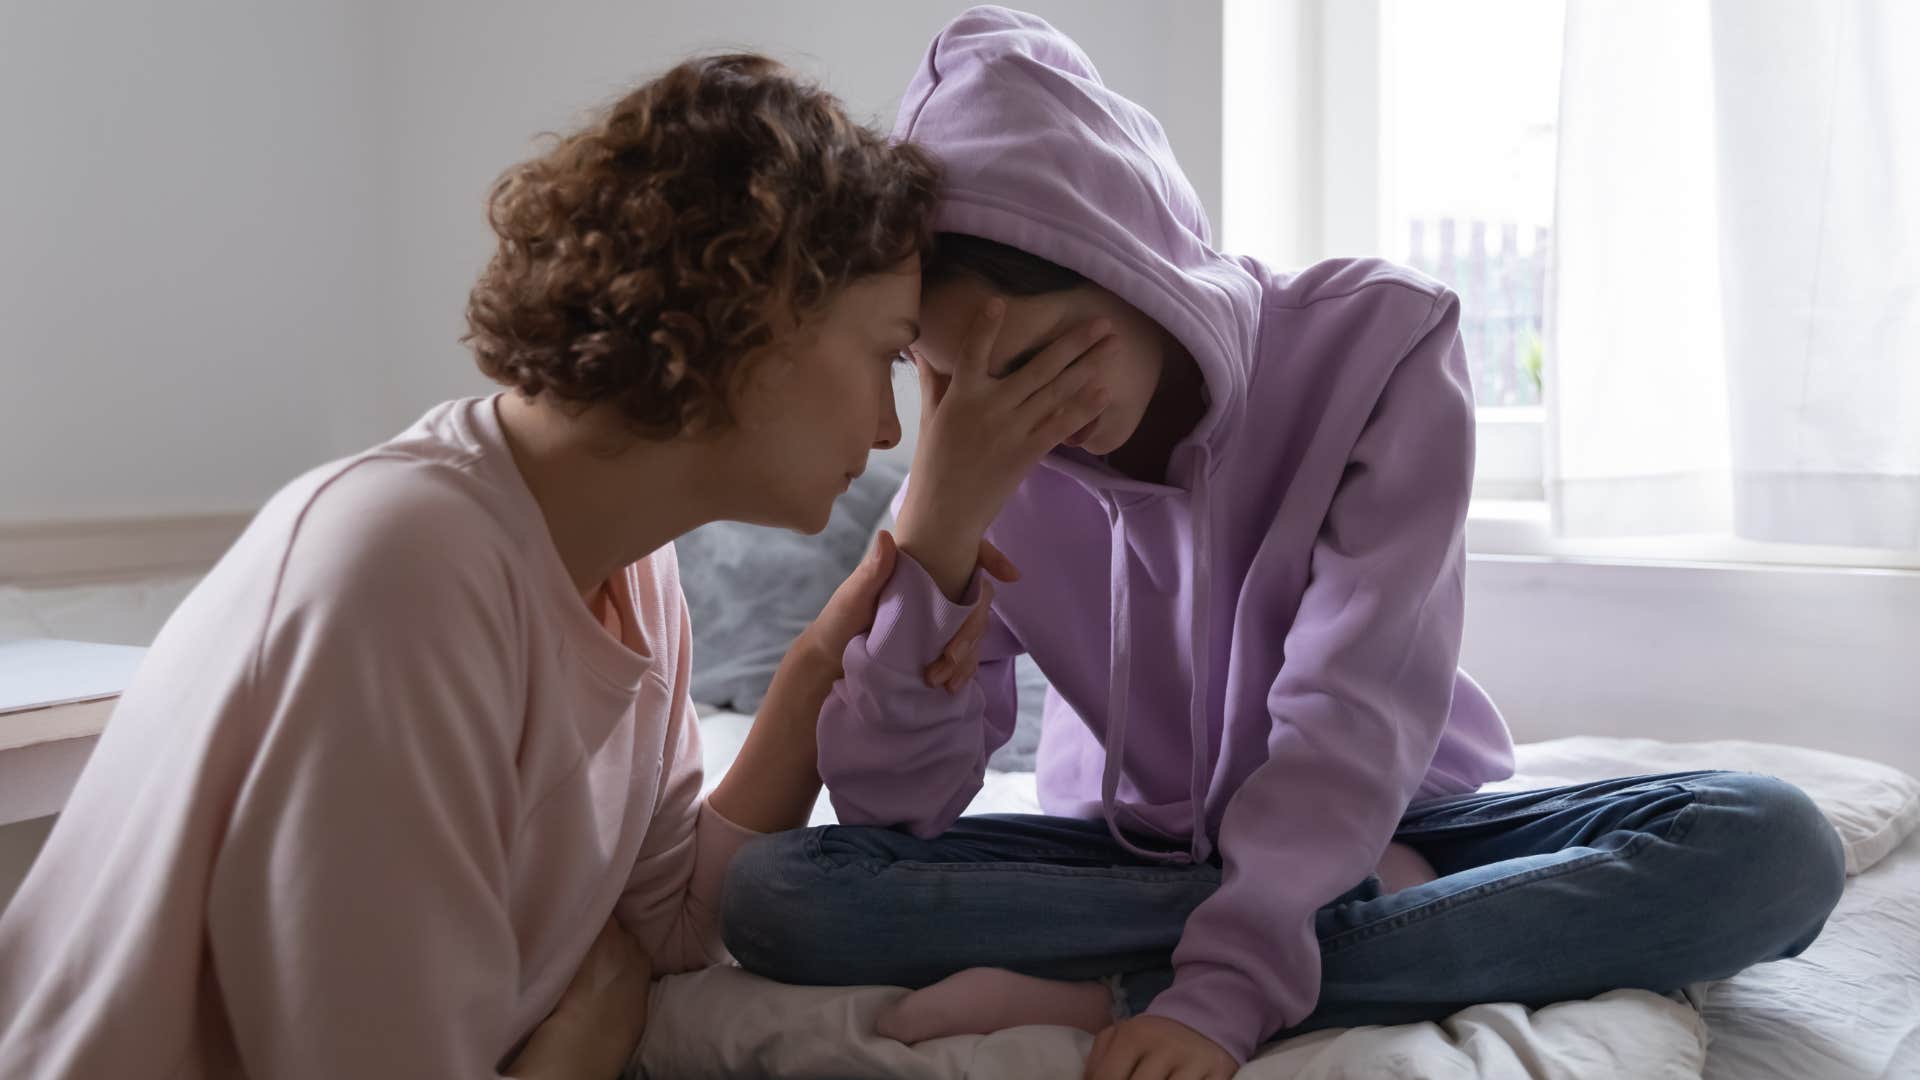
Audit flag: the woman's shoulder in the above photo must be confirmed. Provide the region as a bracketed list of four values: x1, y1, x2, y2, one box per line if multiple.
[240, 449, 527, 635]
[1258, 255, 1456, 315]
[260, 396, 528, 572]
[1244, 256, 1464, 405]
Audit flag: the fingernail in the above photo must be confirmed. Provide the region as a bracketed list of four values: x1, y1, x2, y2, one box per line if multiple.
[988, 298, 1006, 317]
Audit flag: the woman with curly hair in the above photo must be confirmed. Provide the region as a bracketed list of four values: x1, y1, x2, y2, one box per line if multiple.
[0, 54, 1104, 1080]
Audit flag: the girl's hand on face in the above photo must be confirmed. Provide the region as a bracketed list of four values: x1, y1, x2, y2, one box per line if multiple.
[896, 298, 1115, 597]
[912, 299, 1115, 534]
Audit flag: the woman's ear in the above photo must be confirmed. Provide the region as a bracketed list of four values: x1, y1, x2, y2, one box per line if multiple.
[719, 343, 795, 434]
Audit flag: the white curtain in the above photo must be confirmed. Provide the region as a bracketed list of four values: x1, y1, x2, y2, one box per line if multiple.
[1548, 0, 1920, 549]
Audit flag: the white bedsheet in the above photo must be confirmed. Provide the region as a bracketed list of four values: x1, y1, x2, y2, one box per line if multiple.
[664, 719, 1918, 1080]
[641, 971, 1704, 1080]
[1695, 831, 1920, 1080]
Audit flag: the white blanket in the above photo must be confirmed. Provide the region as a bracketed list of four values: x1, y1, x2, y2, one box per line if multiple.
[653, 727, 1919, 1080]
[642, 971, 1703, 1080]
[1696, 831, 1920, 1080]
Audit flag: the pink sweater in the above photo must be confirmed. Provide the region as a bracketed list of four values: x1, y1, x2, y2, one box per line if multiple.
[0, 397, 755, 1078]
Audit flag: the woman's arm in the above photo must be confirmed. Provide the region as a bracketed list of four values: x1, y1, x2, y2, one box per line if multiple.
[811, 301, 1109, 833]
[616, 531, 1010, 973]
[504, 919, 652, 1080]
[205, 493, 535, 1079]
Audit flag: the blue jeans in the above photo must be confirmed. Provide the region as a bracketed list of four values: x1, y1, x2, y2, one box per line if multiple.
[721, 771, 1844, 1037]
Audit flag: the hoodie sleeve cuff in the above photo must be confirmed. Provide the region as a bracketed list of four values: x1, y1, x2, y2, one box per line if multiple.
[1143, 963, 1276, 1065]
[858, 551, 992, 674]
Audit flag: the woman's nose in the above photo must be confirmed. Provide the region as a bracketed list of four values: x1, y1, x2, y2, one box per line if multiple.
[873, 379, 903, 450]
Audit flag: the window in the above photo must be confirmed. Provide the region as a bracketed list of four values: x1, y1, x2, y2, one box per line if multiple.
[1383, 0, 1563, 501]
[1222, 0, 1565, 502]
[1380, 0, 1564, 412]
[1224, 0, 1919, 565]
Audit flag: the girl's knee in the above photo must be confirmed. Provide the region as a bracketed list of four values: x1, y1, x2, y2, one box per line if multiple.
[721, 830, 832, 979]
[1700, 773, 1845, 949]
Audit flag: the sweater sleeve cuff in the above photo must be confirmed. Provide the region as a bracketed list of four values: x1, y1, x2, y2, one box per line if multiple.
[859, 552, 992, 672]
[688, 798, 761, 919]
[1143, 964, 1276, 1065]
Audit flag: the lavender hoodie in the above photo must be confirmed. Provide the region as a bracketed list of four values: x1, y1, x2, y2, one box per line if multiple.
[817, 6, 1515, 1061]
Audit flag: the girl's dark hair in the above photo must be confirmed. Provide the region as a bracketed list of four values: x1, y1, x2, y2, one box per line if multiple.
[465, 54, 941, 438]
[923, 232, 1084, 296]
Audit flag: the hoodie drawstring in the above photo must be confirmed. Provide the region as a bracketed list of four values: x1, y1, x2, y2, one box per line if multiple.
[1183, 449, 1215, 864]
[1097, 495, 1157, 858]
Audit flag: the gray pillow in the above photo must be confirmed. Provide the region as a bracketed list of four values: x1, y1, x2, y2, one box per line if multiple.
[990, 654, 1050, 773]
[679, 460, 907, 711]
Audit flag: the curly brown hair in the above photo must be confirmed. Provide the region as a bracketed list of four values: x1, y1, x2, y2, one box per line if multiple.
[465, 54, 940, 437]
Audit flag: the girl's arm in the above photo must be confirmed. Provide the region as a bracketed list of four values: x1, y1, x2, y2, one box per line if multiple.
[710, 530, 1016, 833]
[1146, 292, 1478, 1064]
[817, 544, 1026, 836]
[816, 301, 1108, 834]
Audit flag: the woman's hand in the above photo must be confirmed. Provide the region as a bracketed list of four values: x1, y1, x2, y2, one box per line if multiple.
[796, 530, 900, 674]
[919, 538, 1018, 694]
[1083, 1015, 1239, 1080]
[896, 298, 1115, 599]
[506, 918, 653, 1080]
[799, 529, 1022, 692]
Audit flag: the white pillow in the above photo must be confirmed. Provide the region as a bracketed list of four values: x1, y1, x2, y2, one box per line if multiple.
[1487, 736, 1920, 875]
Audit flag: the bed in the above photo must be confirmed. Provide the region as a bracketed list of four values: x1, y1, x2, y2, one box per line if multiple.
[6, 482, 1913, 1077]
[634, 714, 1920, 1080]
[656, 472, 1919, 1078]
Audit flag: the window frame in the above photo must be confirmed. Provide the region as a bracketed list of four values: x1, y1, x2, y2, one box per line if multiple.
[1223, 0, 1546, 512]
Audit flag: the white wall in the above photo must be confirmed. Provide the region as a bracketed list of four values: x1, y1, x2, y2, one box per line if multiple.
[0, 1, 1224, 525]
[369, 0, 1223, 467]
[1461, 557, 1920, 779]
[0, 1, 388, 524]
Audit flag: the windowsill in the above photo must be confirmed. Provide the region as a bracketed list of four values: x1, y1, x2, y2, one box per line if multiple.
[1468, 498, 1920, 572]
[1472, 407, 1545, 503]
